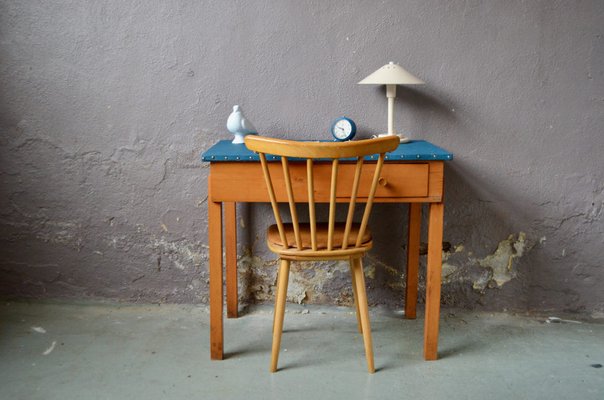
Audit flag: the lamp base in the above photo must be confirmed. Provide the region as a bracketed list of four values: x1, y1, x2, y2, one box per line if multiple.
[373, 133, 411, 143]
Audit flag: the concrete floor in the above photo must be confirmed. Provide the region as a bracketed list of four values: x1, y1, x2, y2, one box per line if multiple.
[0, 301, 602, 400]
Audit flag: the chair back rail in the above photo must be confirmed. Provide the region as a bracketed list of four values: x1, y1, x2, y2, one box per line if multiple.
[245, 135, 399, 251]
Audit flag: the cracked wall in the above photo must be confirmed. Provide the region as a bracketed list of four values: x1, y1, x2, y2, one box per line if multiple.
[1, 1, 603, 314]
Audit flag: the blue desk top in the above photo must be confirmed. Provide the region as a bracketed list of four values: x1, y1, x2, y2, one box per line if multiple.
[201, 139, 453, 162]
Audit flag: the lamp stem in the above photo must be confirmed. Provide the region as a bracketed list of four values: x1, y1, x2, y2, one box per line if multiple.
[386, 84, 397, 135]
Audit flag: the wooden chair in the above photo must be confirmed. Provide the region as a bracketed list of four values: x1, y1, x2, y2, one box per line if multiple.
[244, 135, 399, 373]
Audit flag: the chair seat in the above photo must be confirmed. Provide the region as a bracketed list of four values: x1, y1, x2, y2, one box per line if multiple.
[267, 222, 372, 250]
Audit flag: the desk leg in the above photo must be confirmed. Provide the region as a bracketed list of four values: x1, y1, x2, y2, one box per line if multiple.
[225, 202, 238, 318]
[405, 203, 421, 319]
[209, 199, 223, 360]
[424, 202, 444, 360]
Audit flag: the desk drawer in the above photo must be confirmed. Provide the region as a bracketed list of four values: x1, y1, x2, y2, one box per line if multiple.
[283, 163, 429, 200]
[210, 162, 432, 202]
[370, 163, 429, 198]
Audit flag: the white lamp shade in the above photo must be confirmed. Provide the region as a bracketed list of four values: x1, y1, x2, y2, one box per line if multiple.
[358, 62, 424, 85]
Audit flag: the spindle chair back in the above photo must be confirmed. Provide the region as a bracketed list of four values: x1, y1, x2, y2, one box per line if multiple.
[244, 135, 399, 373]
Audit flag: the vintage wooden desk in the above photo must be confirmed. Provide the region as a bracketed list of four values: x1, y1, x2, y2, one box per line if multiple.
[202, 139, 453, 361]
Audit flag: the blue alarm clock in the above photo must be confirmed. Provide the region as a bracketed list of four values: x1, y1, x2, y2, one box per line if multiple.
[331, 117, 357, 141]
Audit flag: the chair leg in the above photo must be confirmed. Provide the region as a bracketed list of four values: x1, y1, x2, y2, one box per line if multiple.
[271, 259, 290, 372]
[351, 257, 375, 373]
[349, 257, 363, 334]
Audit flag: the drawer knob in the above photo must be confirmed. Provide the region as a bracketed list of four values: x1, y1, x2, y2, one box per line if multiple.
[378, 177, 388, 187]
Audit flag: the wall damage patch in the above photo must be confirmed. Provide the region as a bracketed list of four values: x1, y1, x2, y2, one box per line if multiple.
[473, 232, 529, 291]
[236, 250, 368, 306]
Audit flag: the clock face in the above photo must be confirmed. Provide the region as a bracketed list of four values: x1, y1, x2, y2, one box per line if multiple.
[331, 117, 356, 141]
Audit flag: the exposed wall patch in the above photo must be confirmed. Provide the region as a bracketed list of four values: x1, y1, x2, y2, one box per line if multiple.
[474, 232, 530, 291]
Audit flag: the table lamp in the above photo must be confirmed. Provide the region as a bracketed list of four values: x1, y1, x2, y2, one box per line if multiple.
[358, 62, 424, 142]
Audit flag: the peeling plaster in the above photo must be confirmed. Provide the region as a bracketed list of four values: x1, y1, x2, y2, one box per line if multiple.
[236, 251, 365, 306]
[150, 238, 206, 271]
[441, 263, 458, 281]
[212, 232, 533, 308]
[474, 233, 530, 291]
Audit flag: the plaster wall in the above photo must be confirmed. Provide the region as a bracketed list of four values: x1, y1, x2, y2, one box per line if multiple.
[1, 0, 602, 313]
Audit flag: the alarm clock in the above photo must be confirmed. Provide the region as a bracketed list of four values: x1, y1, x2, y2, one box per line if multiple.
[330, 117, 357, 141]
